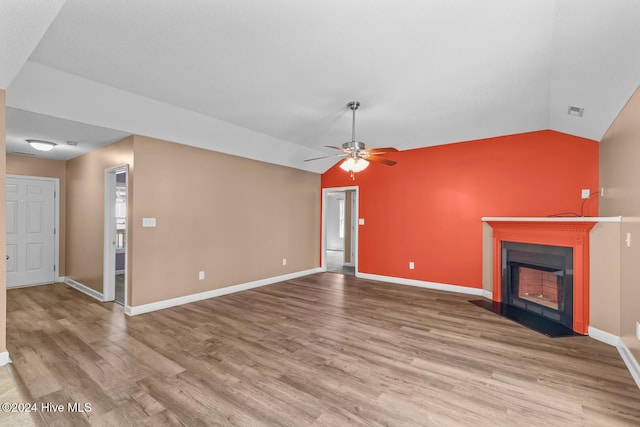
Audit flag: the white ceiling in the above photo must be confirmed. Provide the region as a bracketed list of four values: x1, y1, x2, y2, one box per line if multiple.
[6, 107, 131, 160]
[3, 0, 640, 171]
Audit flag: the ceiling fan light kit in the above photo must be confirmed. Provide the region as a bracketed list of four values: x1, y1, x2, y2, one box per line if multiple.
[304, 101, 399, 178]
[340, 157, 369, 173]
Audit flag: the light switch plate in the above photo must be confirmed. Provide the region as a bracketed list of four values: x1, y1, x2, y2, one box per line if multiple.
[142, 217, 156, 227]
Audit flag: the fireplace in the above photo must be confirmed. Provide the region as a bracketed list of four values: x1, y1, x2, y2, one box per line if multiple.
[502, 241, 573, 330]
[485, 219, 597, 334]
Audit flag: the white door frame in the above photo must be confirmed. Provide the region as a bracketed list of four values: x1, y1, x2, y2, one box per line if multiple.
[103, 165, 128, 305]
[345, 191, 357, 267]
[6, 174, 61, 284]
[322, 186, 359, 274]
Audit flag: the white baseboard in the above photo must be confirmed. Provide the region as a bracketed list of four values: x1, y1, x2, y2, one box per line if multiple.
[588, 326, 620, 347]
[618, 339, 640, 390]
[62, 277, 104, 302]
[481, 289, 492, 299]
[0, 351, 10, 366]
[126, 267, 323, 316]
[356, 272, 484, 296]
[589, 326, 640, 390]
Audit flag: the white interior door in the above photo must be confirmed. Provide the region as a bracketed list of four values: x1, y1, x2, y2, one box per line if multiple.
[6, 177, 56, 287]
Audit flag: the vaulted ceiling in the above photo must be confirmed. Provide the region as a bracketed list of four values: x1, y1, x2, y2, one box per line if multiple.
[2, 0, 640, 172]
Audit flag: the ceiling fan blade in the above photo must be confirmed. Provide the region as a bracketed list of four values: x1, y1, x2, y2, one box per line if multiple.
[366, 156, 397, 166]
[304, 154, 347, 162]
[324, 145, 347, 151]
[363, 147, 399, 154]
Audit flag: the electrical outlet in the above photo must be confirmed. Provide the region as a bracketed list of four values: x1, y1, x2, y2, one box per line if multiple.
[409, 261, 415, 270]
[626, 233, 632, 248]
[581, 189, 590, 199]
[282, 258, 287, 266]
[198, 271, 205, 280]
[636, 322, 640, 340]
[600, 187, 605, 197]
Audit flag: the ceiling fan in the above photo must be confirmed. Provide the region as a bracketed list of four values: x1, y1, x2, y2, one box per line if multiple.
[305, 101, 398, 176]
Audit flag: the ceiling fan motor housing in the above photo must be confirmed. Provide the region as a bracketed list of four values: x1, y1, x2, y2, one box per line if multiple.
[342, 141, 366, 151]
[342, 141, 366, 159]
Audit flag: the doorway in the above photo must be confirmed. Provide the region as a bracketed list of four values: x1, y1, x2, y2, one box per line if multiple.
[6, 175, 59, 288]
[322, 187, 358, 275]
[103, 165, 128, 306]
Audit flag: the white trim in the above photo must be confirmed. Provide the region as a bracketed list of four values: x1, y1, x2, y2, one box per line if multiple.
[6, 281, 55, 289]
[103, 168, 116, 302]
[322, 186, 359, 274]
[588, 326, 620, 347]
[481, 216, 622, 223]
[588, 327, 640, 390]
[356, 272, 484, 296]
[0, 352, 11, 366]
[618, 339, 640, 390]
[6, 174, 60, 284]
[103, 165, 129, 306]
[481, 289, 492, 299]
[126, 267, 323, 316]
[62, 277, 104, 301]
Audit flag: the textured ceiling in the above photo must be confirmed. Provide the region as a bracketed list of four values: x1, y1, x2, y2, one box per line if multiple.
[3, 0, 640, 172]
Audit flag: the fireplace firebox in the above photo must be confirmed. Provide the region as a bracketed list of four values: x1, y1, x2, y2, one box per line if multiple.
[502, 241, 573, 329]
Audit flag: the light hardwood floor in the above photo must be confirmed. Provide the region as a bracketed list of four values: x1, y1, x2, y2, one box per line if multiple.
[6, 273, 640, 426]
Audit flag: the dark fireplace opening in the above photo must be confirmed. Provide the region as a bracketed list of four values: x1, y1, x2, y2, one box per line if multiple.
[471, 239, 580, 338]
[502, 242, 573, 330]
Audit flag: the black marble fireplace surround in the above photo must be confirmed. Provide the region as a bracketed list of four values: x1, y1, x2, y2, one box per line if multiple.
[472, 241, 581, 338]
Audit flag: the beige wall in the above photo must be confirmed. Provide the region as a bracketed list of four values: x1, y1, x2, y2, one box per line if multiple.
[600, 84, 640, 360]
[589, 222, 622, 335]
[6, 155, 68, 276]
[66, 136, 134, 292]
[0, 90, 6, 354]
[130, 135, 320, 306]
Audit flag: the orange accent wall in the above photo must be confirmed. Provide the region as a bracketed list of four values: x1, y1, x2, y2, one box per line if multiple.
[321, 130, 599, 289]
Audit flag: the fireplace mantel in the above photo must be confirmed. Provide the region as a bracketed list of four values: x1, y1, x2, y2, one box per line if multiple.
[482, 216, 621, 223]
[481, 217, 620, 334]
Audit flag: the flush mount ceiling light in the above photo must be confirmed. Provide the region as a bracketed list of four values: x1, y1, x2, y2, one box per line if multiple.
[26, 139, 57, 152]
[304, 101, 399, 178]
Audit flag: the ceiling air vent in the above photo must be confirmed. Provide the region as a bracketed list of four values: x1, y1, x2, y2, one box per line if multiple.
[567, 105, 584, 117]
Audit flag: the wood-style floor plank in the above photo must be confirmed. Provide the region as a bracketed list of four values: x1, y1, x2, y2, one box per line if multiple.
[6, 273, 640, 426]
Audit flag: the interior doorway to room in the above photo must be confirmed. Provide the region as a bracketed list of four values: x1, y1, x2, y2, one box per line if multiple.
[104, 165, 128, 306]
[5, 175, 59, 288]
[323, 187, 358, 275]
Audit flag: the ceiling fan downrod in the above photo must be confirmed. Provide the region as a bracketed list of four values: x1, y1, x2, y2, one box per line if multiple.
[343, 101, 364, 157]
[347, 101, 360, 143]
